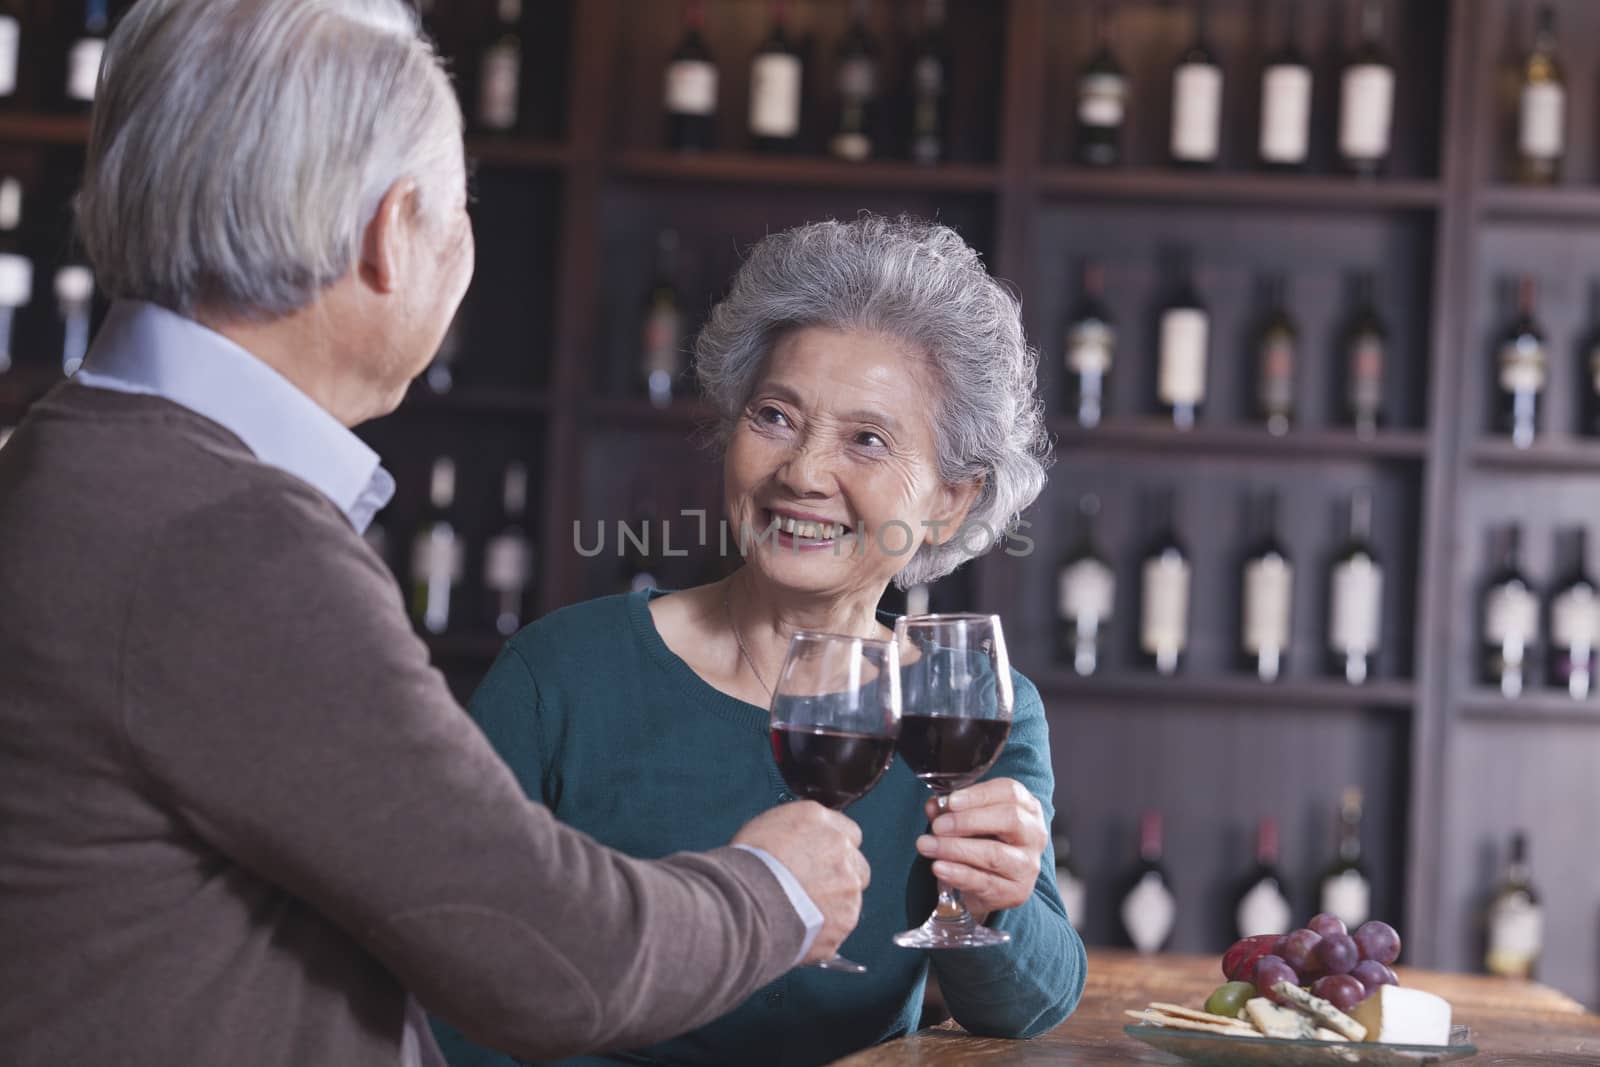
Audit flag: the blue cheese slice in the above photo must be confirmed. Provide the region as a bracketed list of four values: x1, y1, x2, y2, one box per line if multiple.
[1273, 982, 1369, 1041]
[1349, 985, 1453, 1046]
[1244, 997, 1317, 1039]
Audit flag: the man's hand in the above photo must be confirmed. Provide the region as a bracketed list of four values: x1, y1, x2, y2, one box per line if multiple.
[915, 778, 1047, 922]
[732, 801, 870, 964]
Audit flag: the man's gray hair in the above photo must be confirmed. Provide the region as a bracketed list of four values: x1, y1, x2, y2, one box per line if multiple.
[696, 215, 1051, 588]
[77, 0, 461, 319]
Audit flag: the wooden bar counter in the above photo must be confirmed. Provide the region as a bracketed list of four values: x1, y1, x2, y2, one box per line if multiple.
[830, 950, 1600, 1065]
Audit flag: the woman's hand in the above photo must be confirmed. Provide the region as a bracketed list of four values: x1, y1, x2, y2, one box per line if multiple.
[915, 778, 1049, 922]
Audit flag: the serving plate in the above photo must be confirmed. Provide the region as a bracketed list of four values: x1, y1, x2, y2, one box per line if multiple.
[1124, 1024, 1477, 1066]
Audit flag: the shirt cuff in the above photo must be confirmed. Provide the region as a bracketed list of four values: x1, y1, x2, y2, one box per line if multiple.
[732, 844, 822, 966]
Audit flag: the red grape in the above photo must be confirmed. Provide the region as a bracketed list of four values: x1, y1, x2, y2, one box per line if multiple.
[1354, 920, 1402, 965]
[1315, 931, 1359, 976]
[1223, 934, 1281, 982]
[1311, 974, 1366, 1013]
[1351, 959, 1399, 996]
[1252, 955, 1300, 1005]
[1278, 929, 1323, 977]
[1308, 912, 1347, 939]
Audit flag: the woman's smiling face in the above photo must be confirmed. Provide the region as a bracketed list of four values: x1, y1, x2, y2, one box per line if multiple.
[725, 326, 978, 601]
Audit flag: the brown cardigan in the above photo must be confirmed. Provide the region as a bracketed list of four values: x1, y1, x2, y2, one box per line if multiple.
[0, 384, 803, 1066]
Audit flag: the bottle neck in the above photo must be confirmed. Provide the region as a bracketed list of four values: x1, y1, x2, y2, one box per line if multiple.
[1349, 491, 1374, 544]
[683, 0, 705, 32]
[1502, 527, 1524, 572]
[1533, 9, 1557, 53]
[1360, 0, 1384, 43]
[1138, 813, 1164, 863]
[1255, 819, 1280, 867]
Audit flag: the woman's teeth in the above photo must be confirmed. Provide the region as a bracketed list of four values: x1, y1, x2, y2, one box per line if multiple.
[775, 514, 846, 540]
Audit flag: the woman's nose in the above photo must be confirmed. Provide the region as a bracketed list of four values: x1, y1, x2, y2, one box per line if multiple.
[775, 439, 835, 497]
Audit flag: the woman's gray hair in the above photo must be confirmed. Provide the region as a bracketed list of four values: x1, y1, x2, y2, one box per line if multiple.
[76, 0, 461, 320]
[697, 215, 1051, 588]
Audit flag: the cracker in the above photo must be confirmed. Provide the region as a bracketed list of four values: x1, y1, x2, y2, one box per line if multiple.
[1148, 1002, 1253, 1027]
[1125, 1008, 1261, 1038]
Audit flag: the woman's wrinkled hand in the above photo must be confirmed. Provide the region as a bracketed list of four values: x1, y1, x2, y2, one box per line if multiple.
[915, 777, 1048, 921]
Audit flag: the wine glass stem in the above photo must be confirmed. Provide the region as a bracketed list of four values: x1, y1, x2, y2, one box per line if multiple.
[934, 881, 968, 921]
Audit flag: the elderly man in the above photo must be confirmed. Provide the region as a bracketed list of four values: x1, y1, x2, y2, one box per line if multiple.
[0, 2, 870, 1066]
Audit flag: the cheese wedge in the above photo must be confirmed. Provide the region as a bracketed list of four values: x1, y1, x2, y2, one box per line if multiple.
[1349, 985, 1453, 1046]
[1244, 997, 1317, 1039]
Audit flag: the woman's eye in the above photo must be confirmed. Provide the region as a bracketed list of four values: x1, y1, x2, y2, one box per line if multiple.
[757, 406, 790, 426]
[856, 431, 886, 449]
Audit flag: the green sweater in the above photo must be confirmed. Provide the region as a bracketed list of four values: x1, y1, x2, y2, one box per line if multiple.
[431, 591, 1086, 1067]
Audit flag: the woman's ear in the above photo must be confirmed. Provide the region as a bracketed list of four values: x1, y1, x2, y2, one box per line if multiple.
[926, 478, 984, 545]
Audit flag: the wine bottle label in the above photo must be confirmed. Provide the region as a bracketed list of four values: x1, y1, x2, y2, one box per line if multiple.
[479, 45, 521, 130]
[1486, 894, 1543, 977]
[1056, 867, 1087, 930]
[1171, 63, 1222, 161]
[750, 53, 802, 138]
[830, 130, 871, 161]
[1059, 558, 1115, 624]
[1519, 82, 1565, 161]
[1079, 73, 1127, 128]
[1067, 320, 1114, 376]
[1260, 64, 1312, 164]
[484, 533, 533, 592]
[412, 525, 465, 585]
[1330, 556, 1383, 655]
[1243, 555, 1294, 654]
[1551, 585, 1599, 651]
[1122, 871, 1177, 954]
[0, 254, 33, 309]
[1158, 308, 1209, 406]
[665, 60, 718, 116]
[67, 37, 105, 103]
[642, 305, 685, 378]
[1258, 335, 1295, 416]
[1485, 582, 1539, 646]
[837, 57, 876, 99]
[1348, 335, 1385, 416]
[1339, 64, 1394, 161]
[1237, 879, 1293, 938]
[0, 16, 19, 97]
[1498, 339, 1548, 395]
[914, 55, 945, 96]
[1321, 870, 1372, 929]
[1141, 552, 1191, 657]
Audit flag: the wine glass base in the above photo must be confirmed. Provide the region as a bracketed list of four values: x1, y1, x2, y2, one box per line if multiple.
[893, 914, 1012, 950]
[810, 954, 868, 974]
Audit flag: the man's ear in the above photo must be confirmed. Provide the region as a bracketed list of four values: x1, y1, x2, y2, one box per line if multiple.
[358, 179, 420, 295]
[926, 478, 985, 545]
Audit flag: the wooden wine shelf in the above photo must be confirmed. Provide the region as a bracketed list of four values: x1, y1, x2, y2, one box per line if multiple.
[1470, 436, 1600, 472]
[1051, 417, 1431, 463]
[1480, 185, 1600, 224]
[610, 150, 1002, 193]
[0, 113, 89, 146]
[1038, 167, 1443, 212]
[465, 137, 572, 171]
[1459, 689, 1600, 724]
[402, 385, 551, 416]
[1031, 669, 1417, 712]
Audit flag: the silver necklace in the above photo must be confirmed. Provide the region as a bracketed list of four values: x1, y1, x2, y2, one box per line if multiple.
[725, 591, 773, 698]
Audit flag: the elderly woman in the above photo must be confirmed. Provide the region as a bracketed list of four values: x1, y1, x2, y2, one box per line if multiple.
[432, 216, 1085, 1067]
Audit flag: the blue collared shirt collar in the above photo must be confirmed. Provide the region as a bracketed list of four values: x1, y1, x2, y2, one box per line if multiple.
[75, 301, 395, 533]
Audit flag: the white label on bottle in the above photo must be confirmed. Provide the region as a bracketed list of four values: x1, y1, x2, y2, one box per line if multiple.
[1171, 63, 1222, 162]
[0, 254, 33, 309]
[642, 305, 684, 378]
[1067, 320, 1114, 376]
[838, 56, 876, 99]
[1349, 335, 1385, 415]
[1519, 82, 1565, 161]
[1486, 582, 1539, 646]
[0, 17, 19, 97]
[1330, 556, 1383, 655]
[1243, 555, 1294, 654]
[479, 44, 520, 130]
[412, 524, 465, 584]
[1321, 870, 1372, 929]
[1340, 64, 1394, 161]
[1122, 871, 1177, 954]
[1551, 584, 1598, 651]
[1079, 73, 1127, 128]
[914, 55, 944, 96]
[1158, 308, 1209, 407]
[666, 60, 718, 116]
[67, 37, 105, 103]
[1499, 339, 1548, 395]
[750, 53, 802, 138]
[1237, 879, 1293, 938]
[1056, 867, 1087, 930]
[1059, 558, 1115, 624]
[1141, 552, 1191, 658]
[1486, 894, 1543, 975]
[831, 131, 871, 161]
[484, 533, 533, 593]
[1261, 64, 1312, 164]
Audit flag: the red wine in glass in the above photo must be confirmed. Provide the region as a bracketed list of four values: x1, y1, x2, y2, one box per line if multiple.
[770, 726, 896, 809]
[895, 715, 1010, 793]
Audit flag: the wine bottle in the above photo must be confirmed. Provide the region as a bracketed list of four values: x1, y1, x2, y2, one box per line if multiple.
[1343, 271, 1387, 435]
[477, 0, 523, 134]
[1515, 4, 1565, 186]
[1256, 274, 1297, 435]
[665, 0, 718, 152]
[1057, 493, 1115, 678]
[1169, 0, 1223, 168]
[1328, 490, 1384, 685]
[1157, 251, 1208, 430]
[1241, 490, 1294, 683]
[1235, 816, 1293, 939]
[484, 461, 536, 637]
[1075, 2, 1127, 169]
[0, 0, 20, 104]
[641, 229, 685, 409]
[0, 177, 31, 376]
[904, 581, 931, 618]
[1485, 831, 1542, 979]
[749, 0, 803, 153]
[1482, 524, 1538, 698]
[1497, 276, 1546, 450]
[1546, 527, 1598, 700]
[829, 0, 878, 162]
[65, 0, 109, 108]
[1140, 488, 1191, 677]
[1339, 0, 1395, 178]
[1053, 818, 1088, 931]
[1582, 281, 1600, 438]
[1120, 810, 1177, 954]
[1065, 262, 1114, 428]
[1318, 786, 1372, 929]
[55, 265, 94, 377]
[411, 457, 464, 636]
[908, 0, 948, 166]
[1259, 0, 1311, 171]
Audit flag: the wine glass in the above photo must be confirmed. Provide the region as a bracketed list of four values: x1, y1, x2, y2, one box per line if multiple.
[891, 613, 1015, 950]
[769, 631, 902, 974]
